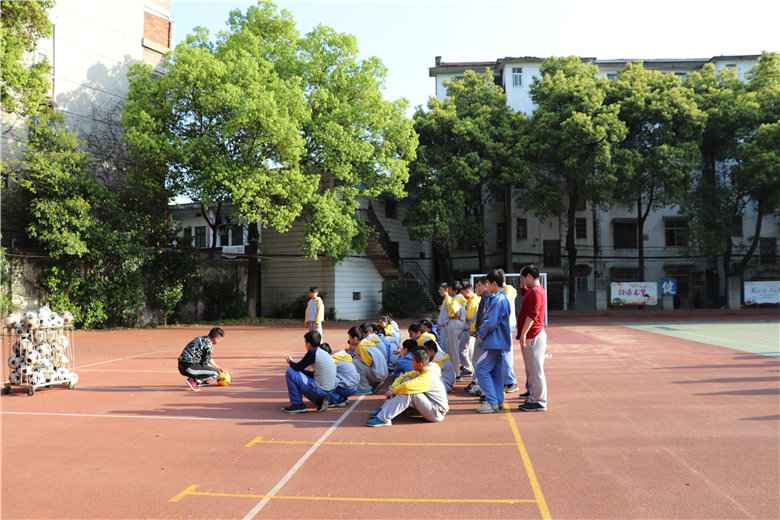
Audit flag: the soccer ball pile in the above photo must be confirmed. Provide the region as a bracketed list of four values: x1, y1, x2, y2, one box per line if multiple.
[5, 307, 78, 388]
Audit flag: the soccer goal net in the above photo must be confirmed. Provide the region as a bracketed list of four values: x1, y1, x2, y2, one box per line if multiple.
[468, 272, 549, 327]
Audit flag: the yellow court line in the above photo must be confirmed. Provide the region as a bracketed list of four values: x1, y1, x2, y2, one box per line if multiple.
[169, 484, 536, 505]
[505, 411, 552, 520]
[244, 436, 516, 449]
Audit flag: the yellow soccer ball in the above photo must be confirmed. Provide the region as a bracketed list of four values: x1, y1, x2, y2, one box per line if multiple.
[217, 370, 232, 386]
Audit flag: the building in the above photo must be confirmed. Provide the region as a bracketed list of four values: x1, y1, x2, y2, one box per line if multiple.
[171, 198, 434, 320]
[429, 54, 779, 309]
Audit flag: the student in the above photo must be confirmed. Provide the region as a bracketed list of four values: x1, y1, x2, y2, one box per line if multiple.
[304, 287, 325, 337]
[517, 265, 548, 412]
[178, 327, 225, 391]
[391, 339, 420, 379]
[320, 343, 359, 407]
[467, 277, 488, 396]
[379, 315, 401, 349]
[348, 326, 388, 394]
[446, 281, 466, 378]
[502, 281, 520, 393]
[419, 319, 439, 342]
[409, 322, 436, 348]
[367, 349, 449, 427]
[474, 269, 511, 413]
[372, 322, 396, 367]
[436, 282, 450, 353]
[423, 340, 456, 392]
[460, 282, 479, 377]
[283, 331, 337, 413]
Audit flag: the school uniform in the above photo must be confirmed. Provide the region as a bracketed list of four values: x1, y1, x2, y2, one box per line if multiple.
[445, 294, 466, 374]
[416, 333, 456, 391]
[330, 351, 359, 403]
[376, 363, 449, 424]
[461, 293, 481, 373]
[475, 291, 511, 407]
[502, 285, 519, 387]
[436, 294, 450, 353]
[305, 296, 325, 336]
[285, 346, 337, 406]
[353, 336, 389, 392]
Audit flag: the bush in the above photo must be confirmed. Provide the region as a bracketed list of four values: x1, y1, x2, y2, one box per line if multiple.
[382, 281, 435, 318]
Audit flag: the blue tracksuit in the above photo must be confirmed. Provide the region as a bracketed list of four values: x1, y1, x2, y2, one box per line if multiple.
[390, 352, 414, 379]
[475, 291, 511, 406]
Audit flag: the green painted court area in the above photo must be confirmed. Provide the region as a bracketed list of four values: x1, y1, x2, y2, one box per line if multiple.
[628, 321, 780, 356]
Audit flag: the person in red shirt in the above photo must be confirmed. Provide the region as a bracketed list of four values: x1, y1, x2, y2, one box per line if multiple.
[517, 265, 548, 412]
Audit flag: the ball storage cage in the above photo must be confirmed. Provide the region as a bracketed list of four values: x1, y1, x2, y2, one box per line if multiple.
[2, 325, 78, 396]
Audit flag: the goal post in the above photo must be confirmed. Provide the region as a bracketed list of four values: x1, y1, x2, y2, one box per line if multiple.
[468, 272, 549, 327]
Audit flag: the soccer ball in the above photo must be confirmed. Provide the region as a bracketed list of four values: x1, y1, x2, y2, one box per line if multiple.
[20, 364, 33, 376]
[56, 368, 71, 381]
[30, 371, 45, 386]
[217, 370, 232, 386]
[68, 372, 79, 386]
[37, 343, 52, 358]
[8, 356, 22, 369]
[9, 371, 21, 385]
[62, 311, 74, 326]
[5, 313, 21, 329]
[40, 358, 54, 371]
[58, 336, 70, 349]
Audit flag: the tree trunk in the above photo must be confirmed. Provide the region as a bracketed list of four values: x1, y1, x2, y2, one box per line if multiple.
[592, 204, 600, 309]
[737, 201, 765, 274]
[637, 195, 645, 282]
[504, 186, 513, 272]
[566, 190, 578, 307]
[476, 242, 486, 274]
[246, 222, 259, 319]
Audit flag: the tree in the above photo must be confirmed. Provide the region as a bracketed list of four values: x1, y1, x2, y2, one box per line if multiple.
[125, 1, 417, 317]
[0, 0, 54, 131]
[405, 70, 525, 278]
[606, 62, 704, 280]
[525, 57, 626, 306]
[732, 53, 780, 274]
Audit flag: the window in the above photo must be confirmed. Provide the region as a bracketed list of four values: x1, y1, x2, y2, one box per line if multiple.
[732, 215, 743, 237]
[182, 227, 192, 247]
[759, 238, 777, 265]
[231, 225, 243, 246]
[543, 240, 561, 267]
[497, 223, 506, 249]
[194, 226, 207, 249]
[576, 276, 589, 292]
[352, 291, 362, 301]
[385, 200, 398, 219]
[726, 63, 737, 69]
[516, 218, 528, 240]
[613, 221, 638, 249]
[576, 218, 587, 240]
[512, 67, 523, 87]
[606, 73, 617, 81]
[219, 226, 229, 247]
[665, 218, 689, 247]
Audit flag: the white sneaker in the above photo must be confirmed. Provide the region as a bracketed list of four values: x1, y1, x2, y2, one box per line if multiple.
[468, 384, 482, 396]
[477, 401, 499, 414]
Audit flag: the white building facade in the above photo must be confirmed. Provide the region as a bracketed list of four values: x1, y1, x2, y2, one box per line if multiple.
[430, 55, 779, 310]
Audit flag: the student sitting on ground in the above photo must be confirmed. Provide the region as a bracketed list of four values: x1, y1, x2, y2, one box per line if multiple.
[320, 342, 359, 408]
[410, 322, 436, 347]
[366, 349, 449, 427]
[283, 331, 337, 413]
[372, 321, 397, 367]
[390, 339, 419, 379]
[422, 339, 456, 392]
[178, 327, 225, 391]
[379, 315, 401, 350]
[347, 326, 389, 394]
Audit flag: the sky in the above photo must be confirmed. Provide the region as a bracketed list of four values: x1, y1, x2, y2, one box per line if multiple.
[171, 0, 780, 113]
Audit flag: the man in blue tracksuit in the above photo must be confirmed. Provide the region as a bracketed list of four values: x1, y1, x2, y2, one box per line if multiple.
[475, 269, 512, 414]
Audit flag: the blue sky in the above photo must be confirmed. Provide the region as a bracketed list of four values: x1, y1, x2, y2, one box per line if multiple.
[171, 0, 779, 113]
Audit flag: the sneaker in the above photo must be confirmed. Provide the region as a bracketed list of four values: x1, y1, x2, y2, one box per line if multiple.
[519, 391, 530, 399]
[185, 378, 200, 392]
[518, 402, 546, 412]
[366, 417, 391, 427]
[316, 398, 329, 412]
[460, 369, 473, 378]
[504, 384, 519, 393]
[464, 382, 475, 392]
[468, 384, 482, 396]
[354, 388, 373, 395]
[331, 400, 347, 408]
[479, 395, 486, 402]
[477, 401, 500, 414]
[282, 404, 308, 414]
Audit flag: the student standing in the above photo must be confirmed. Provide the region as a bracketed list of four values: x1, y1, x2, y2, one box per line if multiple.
[304, 287, 325, 337]
[517, 265, 548, 412]
[502, 282, 520, 393]
[461, 282, 479, 377]
[474, 269, 511, 413]
[436, 283, 450, 353]
[446, 281, 466, 377]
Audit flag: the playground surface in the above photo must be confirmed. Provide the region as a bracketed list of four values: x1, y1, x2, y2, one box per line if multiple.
[1, 317, 778, 519]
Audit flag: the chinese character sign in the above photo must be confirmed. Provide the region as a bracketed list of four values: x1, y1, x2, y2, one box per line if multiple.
[610, 282, 658, 306]
[660, 278, 677, 296]
[744, 281, 780, 305]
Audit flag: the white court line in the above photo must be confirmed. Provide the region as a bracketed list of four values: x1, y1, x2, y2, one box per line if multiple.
[241, 396, 366, 520]
[78, 369, 174, 374]
[77, 349, 172, 369]
[1, 411, 334, 424]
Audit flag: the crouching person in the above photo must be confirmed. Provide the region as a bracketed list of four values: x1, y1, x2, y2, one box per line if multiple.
[283, 331, 337, 413]
[366, 349, 449, 427]
[321, 343, 359, 407]
[348, 326, 389, 394]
